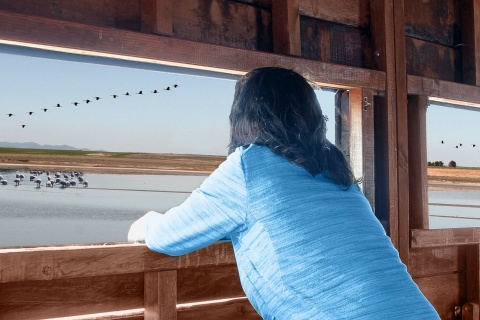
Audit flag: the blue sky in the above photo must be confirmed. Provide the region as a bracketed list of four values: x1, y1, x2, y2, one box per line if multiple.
[1, 47, 479, 167]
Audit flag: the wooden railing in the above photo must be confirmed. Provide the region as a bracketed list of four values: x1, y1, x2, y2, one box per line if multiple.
[0, 242, 260, 320]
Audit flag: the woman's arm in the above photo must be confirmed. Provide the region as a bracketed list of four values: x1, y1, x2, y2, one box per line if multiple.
[141, 148, 248, 256]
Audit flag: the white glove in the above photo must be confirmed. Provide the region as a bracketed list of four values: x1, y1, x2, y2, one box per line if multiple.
[127, 214, 149, 243]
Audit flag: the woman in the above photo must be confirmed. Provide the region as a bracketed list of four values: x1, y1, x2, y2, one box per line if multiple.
[129, 67, 439, 319]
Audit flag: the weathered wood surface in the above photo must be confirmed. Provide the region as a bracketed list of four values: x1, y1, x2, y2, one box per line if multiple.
[407, 75, 480, 106]
[462, 302, 480, 320]
[409, 246, 466, 278]
[466, 245, 480, 306]
[0, 242, 258, 320]
[299, 0, 370, 28]
[272, 0, 300, 56]
[407, 95, 429, 229]
[0, 10, 385, 91]
[461, 0, 480, 86]
[411, 228, 480, 248]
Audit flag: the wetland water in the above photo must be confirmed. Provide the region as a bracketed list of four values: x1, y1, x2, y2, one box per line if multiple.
[1, 170, 479, 247]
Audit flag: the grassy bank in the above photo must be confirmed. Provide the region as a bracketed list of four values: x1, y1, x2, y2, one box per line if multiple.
[0, 148, 226, 174]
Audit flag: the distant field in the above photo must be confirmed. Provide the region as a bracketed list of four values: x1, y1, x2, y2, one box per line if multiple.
[0, 148, 226, 174]
[428, 166, 480, 184]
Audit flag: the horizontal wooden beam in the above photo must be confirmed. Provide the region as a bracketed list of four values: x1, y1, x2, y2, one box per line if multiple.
[0, 10, 386, 91]
[299, 0, 369, 28]
[0, 241, 236, 283]
[411, 228, 480, 248]
[408, 75, 480, 107]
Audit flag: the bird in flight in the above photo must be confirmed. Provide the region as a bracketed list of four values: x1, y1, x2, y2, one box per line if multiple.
[21, 125, 26, 128]
[441, 140, 444, 144]
[111, 94, 118, 98]
[84, 99, 92, 104]
[164, 86, 171, 91]
[136, 90, 143, 95]
[173, 84, 179, 88]
[6, 113, 14, 117]
[27, 111, 34, 115]
[41, 108, 48, 112]
[152, 90, 158, 93]
[94, 97, 101, 101]
[72, 102, 80, 106]
[54, 103, 62, 108]
[124, 92, 130, 96]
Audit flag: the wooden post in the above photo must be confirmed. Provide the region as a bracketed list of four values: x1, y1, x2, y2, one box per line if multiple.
[369, 0, 399, 244]
[407, 95, 429, 229]
[462, 302, 480, 320]
[271, 0, 301, 56]
[140, 0, 173, 36]
[461, 0, 480, 86]
[466, 245, 480, 306]
[361, 89, 375, 210]
[144, 270, 178, 320]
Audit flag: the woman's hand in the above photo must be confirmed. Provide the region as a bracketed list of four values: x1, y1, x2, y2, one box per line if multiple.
[128, 211, 161, 243]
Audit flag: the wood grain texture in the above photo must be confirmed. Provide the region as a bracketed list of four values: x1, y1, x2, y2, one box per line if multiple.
[144, 271, 177, 320]
[361, 89, 375, 209]
[177, 297, 261, 320]
[461, 0, 480, 85]
[411, 228, 480, 248]
[466, 245, 480, 304]
[0, 10, 385, 90]
[406, 37, 462, 82]
[409, 246, 466, 278]
[271, 0, 301, 55]
[299, 0, 370, 28]
[414, 272, 466, 320]
[407, 95, 429, 229]
[0, 242, 236, 283]
[407, 75, 480, 105]
[140, 0, 173, 36]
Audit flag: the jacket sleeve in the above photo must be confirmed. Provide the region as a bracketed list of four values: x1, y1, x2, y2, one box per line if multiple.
[144, 147, 248, 256]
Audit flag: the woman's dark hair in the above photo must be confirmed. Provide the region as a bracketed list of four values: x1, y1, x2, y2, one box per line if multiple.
[228, 67, 356, 186]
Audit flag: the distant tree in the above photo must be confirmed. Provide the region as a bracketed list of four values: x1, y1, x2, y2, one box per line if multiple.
[448, 160, 456, 168]
[427, 161, 432, 166]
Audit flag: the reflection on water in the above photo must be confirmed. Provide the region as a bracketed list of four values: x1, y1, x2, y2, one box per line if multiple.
[1, 169, 480, 247]
[0, 169, 206, 247]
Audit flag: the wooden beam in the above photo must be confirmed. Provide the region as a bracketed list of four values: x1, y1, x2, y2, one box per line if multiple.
[140, 0, 173, 36]
[0, 10, 386, 90]
[299, 0, 370, 28]
[177, 297, 261, 319]
[407, 95, 429, 229]
[369, 0, 399, 246]
[408, 75, 480, 107]
[466, 245, 480, 305]
[0, 242, 236, 283]
[393, 0, 410, 264]
[271, 0, 301, 56]
[461, 0, 480, 86]
[361, 89, 375, 209]
[411, 228, 480, 248]
[144, 270, 177, 320]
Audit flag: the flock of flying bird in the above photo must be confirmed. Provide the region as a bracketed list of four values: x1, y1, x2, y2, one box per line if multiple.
[440, 140, 476, 149]
[4, 84, 180, 128]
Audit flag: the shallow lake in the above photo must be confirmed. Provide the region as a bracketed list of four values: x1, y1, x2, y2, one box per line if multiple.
[1, 169, 479, 247]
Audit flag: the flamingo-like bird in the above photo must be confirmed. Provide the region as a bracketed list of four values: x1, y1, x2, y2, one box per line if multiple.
[34, 178, 42, 189]
[14, 178, 20, 186]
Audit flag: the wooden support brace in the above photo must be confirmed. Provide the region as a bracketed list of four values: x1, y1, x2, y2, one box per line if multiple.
[140, 0, 173, 36]
[461, 0, 480, 86]
[144, 270, 178, 320]
[271, 0, 301, 56]
[462, 302, 480, 320]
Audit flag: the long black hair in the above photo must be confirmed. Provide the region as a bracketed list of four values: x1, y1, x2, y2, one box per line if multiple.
[228, 67, 356, 186]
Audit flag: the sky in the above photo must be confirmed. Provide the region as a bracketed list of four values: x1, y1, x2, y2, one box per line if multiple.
[1, 46, 479, 167]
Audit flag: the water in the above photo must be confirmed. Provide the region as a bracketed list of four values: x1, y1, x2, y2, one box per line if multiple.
[1, 170, 479, 247]
[0, 170, 206, 247]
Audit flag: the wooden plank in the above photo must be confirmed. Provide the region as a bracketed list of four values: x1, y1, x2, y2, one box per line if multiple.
[462, 302, 480, 320]
[347, 89, 364, 183]
[404, 0, 460, 47]
[0, 0, 141, 31]
[466, 245, 480, 304]
[300, 16, 372, 68]
[393, 0, 410, 264]
[271, 0, 300, 56]
[414, 272, 466, 320]
[170, 0, 272, 52]
[406, 37, 461, 82]
[0, 242, 236, 283]
[0, 10, 386, 91]
[334, 90, 350, 162]
[0, 273, 144, 319]
[177, 265, 245, 304]
[407, 95, 429, 229]
[411, 228, 480, 248]
[177, 297, 261, 320]
[409, 246, 466, 278]
[369, 0, 398, 243]
[407, 75, 480, 106]
[461, 0, 480, 86]
[144, 270, 177, 320]
[299, 0, 370, 28]
[361, 89, 375, 209]
[140, 0, 173, 36]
